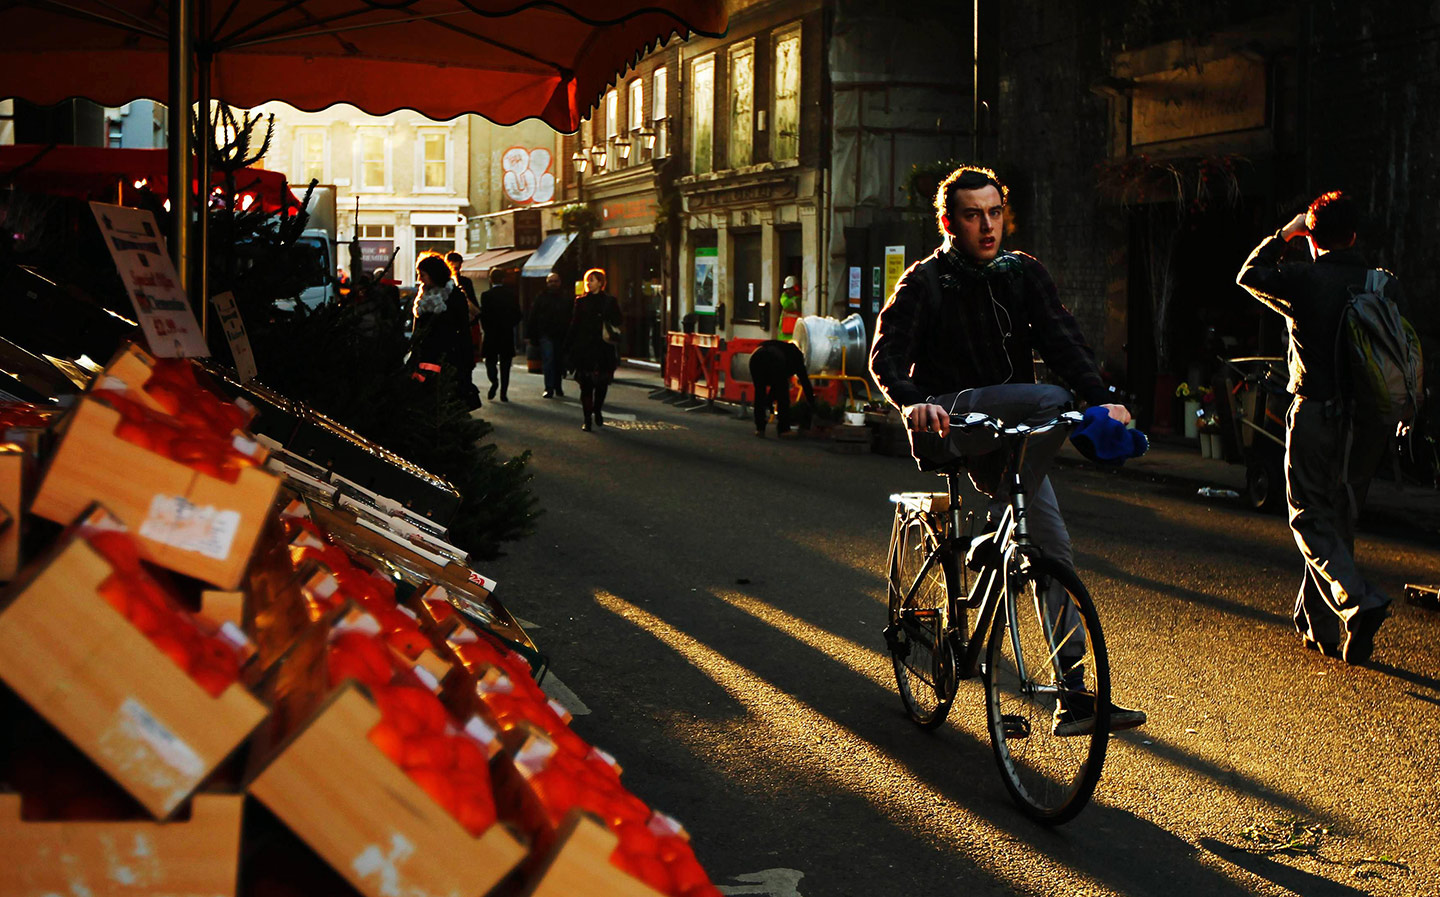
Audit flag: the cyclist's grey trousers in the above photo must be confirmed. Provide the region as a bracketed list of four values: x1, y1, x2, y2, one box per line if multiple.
[943, 384, 1087, 670]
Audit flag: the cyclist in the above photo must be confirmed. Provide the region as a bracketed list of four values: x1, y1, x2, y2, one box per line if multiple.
[869, 164, 1146, 735]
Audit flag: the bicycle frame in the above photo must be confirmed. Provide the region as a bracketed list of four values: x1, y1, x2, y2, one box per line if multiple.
[891, 429, 1074, 690]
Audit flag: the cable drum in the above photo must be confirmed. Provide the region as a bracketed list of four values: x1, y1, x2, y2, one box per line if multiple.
[793, 314, 869, 376]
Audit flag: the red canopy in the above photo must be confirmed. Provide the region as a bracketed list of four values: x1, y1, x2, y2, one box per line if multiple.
[0, 145, 300, 212]
[0, 0, 727, 130]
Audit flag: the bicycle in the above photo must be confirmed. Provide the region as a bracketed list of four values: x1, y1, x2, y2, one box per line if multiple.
[882, 409, 1111, 824]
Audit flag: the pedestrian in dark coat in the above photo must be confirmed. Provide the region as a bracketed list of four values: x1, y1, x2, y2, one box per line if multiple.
[412, 252, 480, 409]
[528, 272, 573, 398]
[748, 339, 815, 436]
[479, 267, 522, 402]
[564, 267, 622, 431]
[446, 250, 483, 364]
[1236, 191, 1397, 664]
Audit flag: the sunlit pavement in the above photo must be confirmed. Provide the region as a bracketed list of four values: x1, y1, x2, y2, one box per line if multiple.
[474, 365, 1440, 897]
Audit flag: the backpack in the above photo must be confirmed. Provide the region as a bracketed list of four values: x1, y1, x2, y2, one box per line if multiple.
[1335, 269, 1425, 434]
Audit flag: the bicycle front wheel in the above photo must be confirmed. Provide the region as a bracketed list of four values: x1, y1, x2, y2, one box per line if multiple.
[887, 510, 955, 729]
[983, 557, 1109, 824]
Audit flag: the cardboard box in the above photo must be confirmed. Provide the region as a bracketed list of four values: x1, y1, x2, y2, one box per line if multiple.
[31, 396, 281, 588]
[0, 534, 268, 818]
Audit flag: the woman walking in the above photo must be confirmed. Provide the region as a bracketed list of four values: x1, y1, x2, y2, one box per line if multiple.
[412, 252, 481, 410]
[564, 268, 622, 431]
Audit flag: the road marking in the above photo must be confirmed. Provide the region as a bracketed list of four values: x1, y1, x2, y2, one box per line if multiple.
[717, 869, 805, 896]
[540, 672, 591, 716]
[603, 411, 639, 421]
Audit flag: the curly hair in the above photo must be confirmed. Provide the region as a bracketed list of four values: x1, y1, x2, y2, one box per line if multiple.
[415, 252, 451, 285]
[934, 165, 1009, 230]
[1305, 191, 1358, 250]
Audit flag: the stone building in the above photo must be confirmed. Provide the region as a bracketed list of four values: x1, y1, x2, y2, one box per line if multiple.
[672, 0, 827, 343]
[252, 103, 472, 282]
[993, 1, 1440, 428]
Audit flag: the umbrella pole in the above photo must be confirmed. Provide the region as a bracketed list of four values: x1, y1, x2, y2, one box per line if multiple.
[167, 0, 194, 307]
[196, 0, 212, 338]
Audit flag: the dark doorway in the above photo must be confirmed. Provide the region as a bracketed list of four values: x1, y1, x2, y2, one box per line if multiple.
[731, 231, 763, 324]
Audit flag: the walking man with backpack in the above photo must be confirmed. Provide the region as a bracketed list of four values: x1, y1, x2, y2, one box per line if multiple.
[1237, 190, 1423, 664]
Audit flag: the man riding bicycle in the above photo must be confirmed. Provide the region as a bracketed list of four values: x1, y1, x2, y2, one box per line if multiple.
[869, 164, 1146, 735]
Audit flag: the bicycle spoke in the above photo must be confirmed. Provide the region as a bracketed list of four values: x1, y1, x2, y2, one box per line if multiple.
[887, 510, 955, 729]
[983, 559, 1109, 824]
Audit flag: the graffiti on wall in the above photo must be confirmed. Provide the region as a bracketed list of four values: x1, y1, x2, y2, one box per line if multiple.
[502, 147, 555, 205]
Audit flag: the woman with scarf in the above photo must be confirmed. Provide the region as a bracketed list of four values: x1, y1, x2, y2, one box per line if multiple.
[564, 268, 622, 431]
[412, 252, 482, 410]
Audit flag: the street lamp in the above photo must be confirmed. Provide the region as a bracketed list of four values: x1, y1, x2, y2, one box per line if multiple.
[614, 134, 632, 160]
[571, 149, 589, 174]
[589, 144, 608, 172]
[637, 125, 657, 152]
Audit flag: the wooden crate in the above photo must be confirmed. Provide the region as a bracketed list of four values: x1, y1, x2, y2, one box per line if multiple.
[0, 536, 268, 818]
[0, 445, 24, 581]
[525, 813, 664, 897]
[30, 396, 282, 588]
[248, 683, 527, 897]
[97, 342, 165, 411]
[0, 793, 243, 897]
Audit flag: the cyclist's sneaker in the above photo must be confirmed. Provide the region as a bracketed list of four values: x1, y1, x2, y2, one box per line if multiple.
[1051, 692, 1147, 737]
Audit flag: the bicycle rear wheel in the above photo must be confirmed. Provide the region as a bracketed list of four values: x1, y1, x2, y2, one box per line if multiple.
[886, 510, 955, 729]
[983, 557, 1109, 824]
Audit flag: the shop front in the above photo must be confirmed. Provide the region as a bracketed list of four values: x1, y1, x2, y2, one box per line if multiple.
[592, 195, 663, 360]
[677, 168, 820, 343]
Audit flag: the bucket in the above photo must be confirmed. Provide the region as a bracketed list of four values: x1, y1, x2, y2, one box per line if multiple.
[793, 314, 869, 376]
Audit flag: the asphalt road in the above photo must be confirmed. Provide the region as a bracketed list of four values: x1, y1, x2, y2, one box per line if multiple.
[477, 368, 1440, 897]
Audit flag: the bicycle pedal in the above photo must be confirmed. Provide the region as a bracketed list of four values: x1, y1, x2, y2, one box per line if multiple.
[1000, 714, 1031, 739]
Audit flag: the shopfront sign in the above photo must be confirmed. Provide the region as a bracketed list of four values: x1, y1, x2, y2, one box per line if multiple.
[1131, 54, 1266, 146]
[90, 202, 208, 358]
[687, 177, 797, 210]
[514, 209, 542, 249]
[600, 197, 658, 230]
[357, 240, 394, 271]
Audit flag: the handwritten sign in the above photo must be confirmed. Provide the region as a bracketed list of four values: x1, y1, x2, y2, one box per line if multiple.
[210, 291, 258, 381]
[89, 202, 208, 358]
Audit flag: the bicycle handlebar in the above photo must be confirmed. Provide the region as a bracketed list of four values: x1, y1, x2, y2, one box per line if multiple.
[940, 409, 1085, 438]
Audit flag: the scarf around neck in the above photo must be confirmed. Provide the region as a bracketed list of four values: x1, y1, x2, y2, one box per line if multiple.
[943, 243, 1023, 279]
[415, 280, 454, 316]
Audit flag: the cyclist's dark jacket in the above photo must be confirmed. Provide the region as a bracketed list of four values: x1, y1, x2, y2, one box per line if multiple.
[869, 246, 1110, 411]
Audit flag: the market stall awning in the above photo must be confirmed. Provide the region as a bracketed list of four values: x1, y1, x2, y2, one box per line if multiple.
[460, 247, 535, 279]
[0, 145, 299, 212]
[0, 1, 728, 131]
[520, 233, 578, 279]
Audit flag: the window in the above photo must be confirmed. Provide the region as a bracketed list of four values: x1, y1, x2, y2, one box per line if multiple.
[297, 129, 327, 184]
[414, 225, 455, 258]
[652, 67, 669, 157]
[358, 128, 388, 190]
[358, 225, 395, 239]
[628, 79, 645, 134]
[604, 89, 621, 169]
[605, 89, 619, 140]
[418, 129, 448, 189]
[773, 29, 801, 161]
[729, 43, 755, 169]
[771, 29, 806, 161]
[691, 55, 714, 175]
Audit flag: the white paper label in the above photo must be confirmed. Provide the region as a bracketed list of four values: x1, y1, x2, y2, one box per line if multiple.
[138, 495, 241, 561]
[96, 697, 204, 811]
